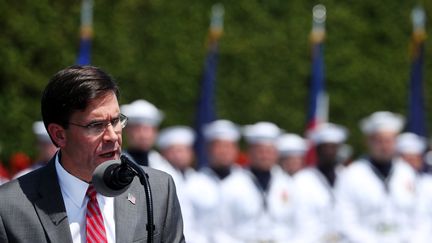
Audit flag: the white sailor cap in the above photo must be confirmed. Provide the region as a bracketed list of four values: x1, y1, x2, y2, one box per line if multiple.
[308, 123, 348, 145]
[243, 122, 282, 145]
[396, 132, 426, 155]
[360, 111, 405, 135]
[121, 99, 164, 126]
[276, 133, 308, 156]
[204, 119, 240, 142]
[156, 126, 195, 150]
[33, 121, 51, 142]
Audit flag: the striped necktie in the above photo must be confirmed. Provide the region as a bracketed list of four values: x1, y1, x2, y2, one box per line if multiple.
[86, 185, 108, 243]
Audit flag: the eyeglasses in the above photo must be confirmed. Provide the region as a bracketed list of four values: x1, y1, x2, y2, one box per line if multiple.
[68, 113, 128, 135]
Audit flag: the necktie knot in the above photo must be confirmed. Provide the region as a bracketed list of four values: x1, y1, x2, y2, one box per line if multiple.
[86, 185, 97, 201]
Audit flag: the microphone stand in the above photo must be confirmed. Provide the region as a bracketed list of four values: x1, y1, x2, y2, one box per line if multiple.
[120, 155, 155, 243]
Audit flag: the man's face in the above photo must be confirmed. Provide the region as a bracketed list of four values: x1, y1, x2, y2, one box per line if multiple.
[248, 143, 278, 171]
[280, 155, 304, 176]
[367, 131, 397, 162]
[208, 140, 239, 168]
[54, 91, 122, 182]
[162, 144, 194, 171]
[401, 153, 423, 172]
[316, 143, 340, 166]
[125, 124, 157, 151]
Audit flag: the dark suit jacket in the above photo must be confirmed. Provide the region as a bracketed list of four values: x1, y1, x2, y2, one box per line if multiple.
[0, 156, 185, 243]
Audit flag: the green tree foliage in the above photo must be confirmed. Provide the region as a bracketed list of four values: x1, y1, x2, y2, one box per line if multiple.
[0, 0, 431, 162]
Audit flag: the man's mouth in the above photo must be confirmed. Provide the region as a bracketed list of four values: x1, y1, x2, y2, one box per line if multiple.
[100, 151, 116, 158]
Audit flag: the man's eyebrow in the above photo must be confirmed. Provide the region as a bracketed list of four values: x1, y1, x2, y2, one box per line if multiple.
[86, 114, 121, 124]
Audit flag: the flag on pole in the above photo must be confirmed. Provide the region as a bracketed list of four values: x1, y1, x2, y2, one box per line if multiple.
[407, 6, 427, 137]
[305, 4, 328, 166]
[76, 0, 93, 65]
[194, 4, 224, 168]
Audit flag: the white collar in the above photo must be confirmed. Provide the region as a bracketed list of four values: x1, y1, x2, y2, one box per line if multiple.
[55, 152, 89, 208]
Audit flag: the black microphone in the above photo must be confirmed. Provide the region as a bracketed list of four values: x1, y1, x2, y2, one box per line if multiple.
[92, 156, 136, 197]
[92, 154, 155, 243]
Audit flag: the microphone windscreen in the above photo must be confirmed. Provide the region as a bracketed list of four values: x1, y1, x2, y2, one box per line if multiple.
[92, 159, 131, 197]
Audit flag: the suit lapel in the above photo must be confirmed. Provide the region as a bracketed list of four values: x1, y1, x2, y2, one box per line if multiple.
[114, 178, 141, 242]
[33, 158, 73, 243]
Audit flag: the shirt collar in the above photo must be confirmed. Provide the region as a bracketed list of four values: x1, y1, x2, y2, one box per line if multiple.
[55, 152, 89, 208]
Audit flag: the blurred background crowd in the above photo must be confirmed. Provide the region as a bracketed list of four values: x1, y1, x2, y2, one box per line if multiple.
[2, 0, 432, 242]
[4, 102, 432, 243]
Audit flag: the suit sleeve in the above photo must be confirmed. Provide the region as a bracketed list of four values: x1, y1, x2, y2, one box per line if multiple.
[161, 175, 185, 243]
[0, 214, 9, 242]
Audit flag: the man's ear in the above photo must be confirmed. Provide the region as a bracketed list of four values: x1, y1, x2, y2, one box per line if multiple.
[47, 123, 66, 148]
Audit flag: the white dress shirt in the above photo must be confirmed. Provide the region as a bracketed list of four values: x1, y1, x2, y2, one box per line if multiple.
[55, 154, 116, 243]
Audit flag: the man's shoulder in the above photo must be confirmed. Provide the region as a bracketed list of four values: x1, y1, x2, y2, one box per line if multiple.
[294, 168, 318, 185]
[342, 159, 371, 176]
[143, 165, 171, 176]
[0, 166, 45, 193]
[0, 166, 51, 212]
[220, 168, 251, 190]
[141, 166, 174, 185]
[294, 167, 315, 178]
[0, 177, 22, 197]
[185, 169, 218, 192]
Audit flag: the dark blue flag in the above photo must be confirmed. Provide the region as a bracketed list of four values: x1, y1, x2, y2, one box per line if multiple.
[194, 4, 224, 168]
[407, 37, 427, 136]
[194, 41, 219, 168]
[306, 41, 326, 131]
[76, 38, 91, 65]
[407, 7, 427, 137]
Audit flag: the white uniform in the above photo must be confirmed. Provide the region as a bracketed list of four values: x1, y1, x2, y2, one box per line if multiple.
[410, 173, 432, 243]
[293, 167, 345, 243]
[151, 155, 206, 243]
[186, 167, 243, 243]
[220, 166, 297, 243]
[336, 158, 417, 243]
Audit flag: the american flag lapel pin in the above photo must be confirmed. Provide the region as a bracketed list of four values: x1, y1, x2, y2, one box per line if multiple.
[127, 193, 136, 205]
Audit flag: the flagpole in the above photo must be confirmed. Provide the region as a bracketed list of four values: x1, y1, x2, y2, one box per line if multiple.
[76, 0, 93, 65]
[194, 4, 224, 168]
[412, 6, 426, 36]
[209, 3, 224, 44]
[311, 4, 326, 44]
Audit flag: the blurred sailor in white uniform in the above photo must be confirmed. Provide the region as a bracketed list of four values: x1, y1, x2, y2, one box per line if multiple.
[156, 126, 197, 181]
[293, 123, 348, 243]
[156, 126, 205, 243]
[276, 133, 307, 176]
[14, 121, 58, 178]
[395, 133, 431, 243]
[186, 119, 242, 243]
[121, 99, 166, 167]
[336, 111, 417, 243]
[220, 122, 297, 242]
[396, 132, 427, 173]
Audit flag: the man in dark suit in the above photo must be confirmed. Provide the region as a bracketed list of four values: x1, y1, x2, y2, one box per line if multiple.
[0, 65, 185, 243]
